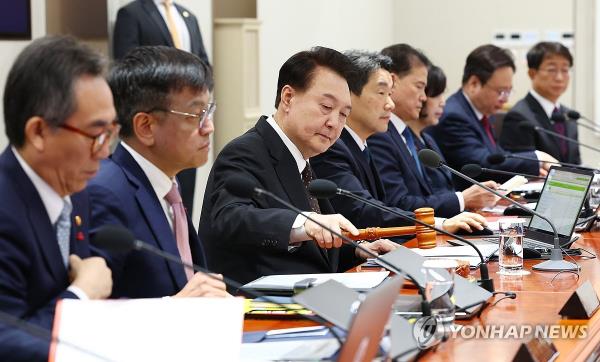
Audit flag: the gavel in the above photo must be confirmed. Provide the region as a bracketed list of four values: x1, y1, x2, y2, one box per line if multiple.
[342, 207, 437, 249]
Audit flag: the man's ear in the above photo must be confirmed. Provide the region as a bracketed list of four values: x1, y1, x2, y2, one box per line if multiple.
[279, 85, 295, 112]
[527, 68, 536, 81]
[23, 116, 48, 152]
[131, 112, 157, 146]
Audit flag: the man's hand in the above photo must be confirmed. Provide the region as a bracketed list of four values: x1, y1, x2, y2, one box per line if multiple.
[462, 181, 501, 210]
[355, 239, 399, 259]
[535, 150, 559, 175]
[69, 255, 113, 300]
[175, 273, 230, 298]
[304, 213, 359, 249]
[442, 212, 487, 234]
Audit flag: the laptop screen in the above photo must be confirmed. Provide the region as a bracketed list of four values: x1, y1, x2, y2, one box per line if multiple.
[528, 166, 594, 237]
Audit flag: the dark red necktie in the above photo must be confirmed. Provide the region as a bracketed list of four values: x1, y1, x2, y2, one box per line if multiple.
[552, 107, 568, 160]
[481, 115, 496, 147]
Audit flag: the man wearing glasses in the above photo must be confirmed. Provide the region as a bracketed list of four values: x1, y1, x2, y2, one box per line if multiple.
[500, 42, 579, 165]
[0, 36, 115, 362]
[427, 44, 557, 189]
[87, 46, 228, 299]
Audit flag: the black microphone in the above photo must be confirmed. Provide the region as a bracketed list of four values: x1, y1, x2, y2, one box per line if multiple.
[461, 163, 545, 180]
[519, 122, 600, 154]
[487, 153, 596, 172]
[91, 226, 346, 345]
[307, 179, 495, 294]
[558, 109, 600, 133]
[224, 175, 433, 314]
[419, 149, 578, 272]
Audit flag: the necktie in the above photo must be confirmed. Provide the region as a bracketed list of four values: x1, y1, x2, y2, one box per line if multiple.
[165, 183, 194, 281]
[301, 164, 321, 214]
[55, 200, 72, 267]
[402, 127, 424, 178]
[481, 115, 496, 147]
[162, 0, 183, 49]
[362, 146, 372, 164]
[551, 107, 568, 160]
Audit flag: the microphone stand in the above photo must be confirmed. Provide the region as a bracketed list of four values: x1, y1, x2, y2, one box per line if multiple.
[533, 126, 600, 153]
[419, 150, 578, 272]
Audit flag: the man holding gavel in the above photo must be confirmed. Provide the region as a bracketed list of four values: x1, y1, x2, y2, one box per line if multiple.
[312, 50, 487, 237]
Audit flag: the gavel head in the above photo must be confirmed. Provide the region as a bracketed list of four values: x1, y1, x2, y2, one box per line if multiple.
[414, 207, 436, 249]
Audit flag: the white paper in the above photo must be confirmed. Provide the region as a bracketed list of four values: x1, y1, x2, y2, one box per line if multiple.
[240, 339, 338, 361]
[244, 271, 389, 291]
[411, 244, 498, 267]
[512, 182, 544, 193]
[53, 297, 245, 362]
[499, 175, 528, 193]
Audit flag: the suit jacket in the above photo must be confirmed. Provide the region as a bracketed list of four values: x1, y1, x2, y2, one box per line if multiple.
[311, 129, 414, 228]
[419, 132, 456, 194]
[198, 116, 358, 286]
[0, 147, 91, 362]
[426, 90, 539, 189]
[112, 0, 209, 64]
[368, 123, 461, 218]
[500, 93, 580, 165]
[88, 144, 207, 298]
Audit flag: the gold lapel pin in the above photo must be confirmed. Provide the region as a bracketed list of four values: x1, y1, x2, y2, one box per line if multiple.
[75, 215, 82, 226]
[183, 11, 189, 18]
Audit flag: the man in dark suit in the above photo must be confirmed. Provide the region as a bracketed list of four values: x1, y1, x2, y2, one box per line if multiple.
[369, 45, 499, 217]
[312, 50, 487, 234]
[427, 44, 557, 189]
[88, 46, 227, 299]
[0, 36, 114, 362]
[500, 42, 579, 165]
[199, 47, 397, 285]
[113, 0, 211, 213]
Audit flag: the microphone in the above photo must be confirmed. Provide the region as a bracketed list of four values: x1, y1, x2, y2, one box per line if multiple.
[487, 153, 596, 172]
[519, 122, 600, 154]
[307, 179, 495, 293]
[461, 163, 545, 180]
[91, 226, 346, 345]
[224, 175, 433, 313]
[565, 110, 600, 132]
[419, 149, 578, 272]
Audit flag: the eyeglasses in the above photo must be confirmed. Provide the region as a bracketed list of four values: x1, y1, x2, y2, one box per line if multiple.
[485, 85, 512, 100]
[538, 67, 571, 77]
[148, 103, 216, 129]
[59, 121, 121, 156]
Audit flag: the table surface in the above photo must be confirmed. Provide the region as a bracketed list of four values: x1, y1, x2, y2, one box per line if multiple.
[243, 225, 600, 361]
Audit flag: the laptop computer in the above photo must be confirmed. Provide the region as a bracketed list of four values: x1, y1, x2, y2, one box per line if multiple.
[460, 166, 594, 257]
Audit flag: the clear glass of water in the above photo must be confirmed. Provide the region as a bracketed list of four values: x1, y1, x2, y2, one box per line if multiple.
[422, 259, 457, 339]
[498, 220, 530, 276]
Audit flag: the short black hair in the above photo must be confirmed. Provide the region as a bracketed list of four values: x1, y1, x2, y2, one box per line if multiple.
[343, 50, 393, 96]
[526, 41, 573, 69]
[109, 46, 213, 138]
[419, 65, 447, 120]
[381, 44, 430, 78]
[3, 35, 106, 147]
[462, 44, 515, 85]
[274, 46, 353, 109]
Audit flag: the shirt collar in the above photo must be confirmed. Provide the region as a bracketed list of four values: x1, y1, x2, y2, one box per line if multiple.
[121, 142, 175, 201]
[266, 115, 307, 174]
[462, 90, 484, 121]
[344, 125, 367, 151]
[11, 147, 70, 224]
[529, 89, 559, 119]
[389, 113, 408, 136]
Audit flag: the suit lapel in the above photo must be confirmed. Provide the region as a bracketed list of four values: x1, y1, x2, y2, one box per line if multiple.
[111, 145, 188, 289]
[69, 192, 90, 258]
[387, 124, 432, 194]
[456, 92, 497, 153]
[339, 130, 382, 200]
[525, 94, 561, 151]
[141, 0, 174, 47]
[174, 4, 198, 54]
[256, 118, 330, 265]
[1, 149, 66, 283]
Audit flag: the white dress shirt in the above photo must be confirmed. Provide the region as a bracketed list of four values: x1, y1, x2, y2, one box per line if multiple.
[153, 0, 191, 53]
[11, 147, 87, 300]
[529, 89, 560, 119]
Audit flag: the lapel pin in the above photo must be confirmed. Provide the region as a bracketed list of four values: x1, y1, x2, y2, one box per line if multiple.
[75, 215, 82, 226]
[183, 11, 189, 18]
[76, 231, 85, 241]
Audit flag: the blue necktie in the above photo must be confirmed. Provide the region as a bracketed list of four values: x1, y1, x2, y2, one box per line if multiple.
[402, 127, 424, 178]
[55, 200, 72, 267]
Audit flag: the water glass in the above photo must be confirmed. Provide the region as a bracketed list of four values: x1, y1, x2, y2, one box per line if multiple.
[498, 220, 529, 275]
[422, 259, 457, 339]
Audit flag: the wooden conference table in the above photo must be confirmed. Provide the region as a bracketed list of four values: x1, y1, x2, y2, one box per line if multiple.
[243, 225, 600, 361]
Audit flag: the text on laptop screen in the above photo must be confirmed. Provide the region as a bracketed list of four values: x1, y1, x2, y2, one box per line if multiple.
[529, 168, 593, 236]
